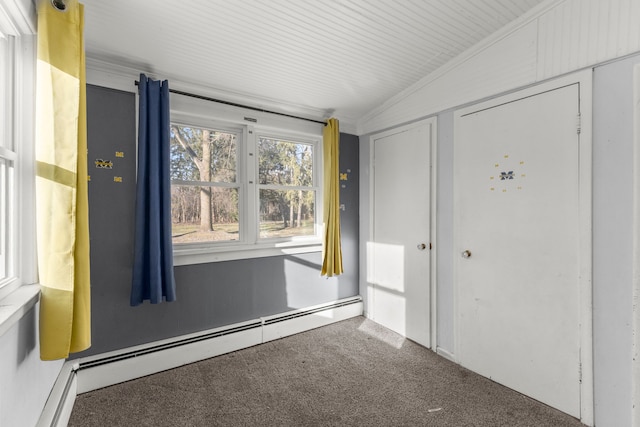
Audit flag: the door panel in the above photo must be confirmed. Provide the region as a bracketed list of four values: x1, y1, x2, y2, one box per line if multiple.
[371, 122, 431, 347]
[454, 84, 581, 416]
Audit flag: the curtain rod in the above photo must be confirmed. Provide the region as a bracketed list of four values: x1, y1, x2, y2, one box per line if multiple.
[134, 81, 327, 126]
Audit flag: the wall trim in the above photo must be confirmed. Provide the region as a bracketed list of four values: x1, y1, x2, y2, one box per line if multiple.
[631, 63, 640, 427]
[0, 0, 36, 35]
[36, 362, 77, 427]
[356, 0, 562, 134]
[365, 118, 437, 349]
[74, 297, 362, 394]
[435, 347, 456, 363]
[173, 242, 322, 266]
[85, 58, 358, 135]
[0, 284, 39, 338]
[578, 68, 595, 427]
[36, 297, 363, 426]
[430, 119, 438, 350]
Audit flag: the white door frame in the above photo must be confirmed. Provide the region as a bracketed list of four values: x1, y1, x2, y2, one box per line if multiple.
[452, 70, 593, 425]
[632, 63, 640, 427]
[367, 117, 438, 348]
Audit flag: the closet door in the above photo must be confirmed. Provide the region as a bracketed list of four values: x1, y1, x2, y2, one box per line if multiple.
[454, 83, 582, 417]
[370, 120, 432, 347]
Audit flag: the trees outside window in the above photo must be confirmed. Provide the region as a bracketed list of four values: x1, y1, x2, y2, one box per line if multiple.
[258, 136, 315, 238]
[170, 123, 318, 248]
[170, 125, 239, 243]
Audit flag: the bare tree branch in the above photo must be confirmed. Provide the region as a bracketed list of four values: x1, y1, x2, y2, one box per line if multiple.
[171, 125, 203, 171]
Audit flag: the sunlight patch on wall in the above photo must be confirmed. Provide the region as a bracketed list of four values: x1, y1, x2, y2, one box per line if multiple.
[366, 241, 405, 292]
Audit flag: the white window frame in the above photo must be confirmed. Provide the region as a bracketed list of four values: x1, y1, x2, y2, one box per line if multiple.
[254, 131, 320, 242]
[0, 0, 39, 334]
[170, 95, 324, 266]
[170, 119, 246, 250]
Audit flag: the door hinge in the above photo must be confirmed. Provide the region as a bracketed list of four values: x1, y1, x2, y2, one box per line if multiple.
[576, 113, 581, 135]
[579, 361, 582, 383]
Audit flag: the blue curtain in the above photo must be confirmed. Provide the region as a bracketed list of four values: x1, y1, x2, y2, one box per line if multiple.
[131, 74, 176, 305]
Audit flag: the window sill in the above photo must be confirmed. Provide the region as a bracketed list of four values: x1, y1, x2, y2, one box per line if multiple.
[174, 241, 323, 266]
[0, 284, 40, 338]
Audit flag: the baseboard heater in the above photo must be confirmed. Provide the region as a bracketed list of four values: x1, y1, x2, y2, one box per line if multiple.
[76, 320, 263, 372]
[73, 296, 363, 394]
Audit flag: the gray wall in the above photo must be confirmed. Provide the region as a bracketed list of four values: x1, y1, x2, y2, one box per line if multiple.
[73, 85, 359, 358]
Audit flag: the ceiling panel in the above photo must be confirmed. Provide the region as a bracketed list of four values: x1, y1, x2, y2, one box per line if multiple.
[81, 0, 546, 127]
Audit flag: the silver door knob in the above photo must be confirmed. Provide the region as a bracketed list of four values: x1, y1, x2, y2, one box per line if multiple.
[461, 250, 472, 258]
[417, 243, 427, 250]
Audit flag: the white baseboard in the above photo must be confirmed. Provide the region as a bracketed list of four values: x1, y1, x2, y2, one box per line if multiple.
[77, 326, 263, 394]
[436, 346, 456, 363]
[262, 297, 364, 342]
[75, 297, 363, 395]
[36, 362, 77, 427]
[36, 297, 363, 426]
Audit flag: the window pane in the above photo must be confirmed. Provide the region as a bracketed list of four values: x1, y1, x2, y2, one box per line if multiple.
[259, 189, 315, 239]
[0, 157, 12, 280]
[171, 185, 239, 244]
[0, 158, 6, 279]
[258, 137, 313, 186]
[170, 125, 237, 183]
[0, 36, 8, 150]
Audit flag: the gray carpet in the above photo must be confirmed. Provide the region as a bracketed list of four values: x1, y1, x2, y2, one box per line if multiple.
[69, 317, 585, 426]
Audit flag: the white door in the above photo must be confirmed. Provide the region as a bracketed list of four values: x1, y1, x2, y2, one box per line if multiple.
[370, 121, 432, 348]
[454, 84, 582, 417]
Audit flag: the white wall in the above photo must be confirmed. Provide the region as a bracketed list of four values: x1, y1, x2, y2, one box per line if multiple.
[592, 53, 639, 427]
[434, 111, 454, 355]
[0, 302, 63, 427]
[359, 1, 640, 425]
[358, 0, 640, 136]
[0, 1, 64, 426]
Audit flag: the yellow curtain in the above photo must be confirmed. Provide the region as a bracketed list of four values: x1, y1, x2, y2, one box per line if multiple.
[36, 0, 91, 360]
[321, 118, 343, 277]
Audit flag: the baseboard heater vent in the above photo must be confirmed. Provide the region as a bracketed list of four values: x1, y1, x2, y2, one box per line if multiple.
[74, 296, 362, 394]
[77, 320, 263, 371]
[262, 297, 361, 325]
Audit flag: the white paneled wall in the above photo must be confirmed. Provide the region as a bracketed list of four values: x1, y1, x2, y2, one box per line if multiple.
[82, 0, 546, 129]
[359, 0, 640, 135]
[358, 21, 540, 133]
[537, 0, 640, 80]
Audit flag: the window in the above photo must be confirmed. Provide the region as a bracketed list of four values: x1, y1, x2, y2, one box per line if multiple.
[0, 148, 16, 285]
[0, 0, 37, 301]
[170, 124, 240, 244]
[170, 120, 321, 262]
[0, 33, 17, 294]
[257, 135, 316, 239]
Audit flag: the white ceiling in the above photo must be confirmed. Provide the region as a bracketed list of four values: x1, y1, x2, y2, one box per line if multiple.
[82, 0, 547, 130]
